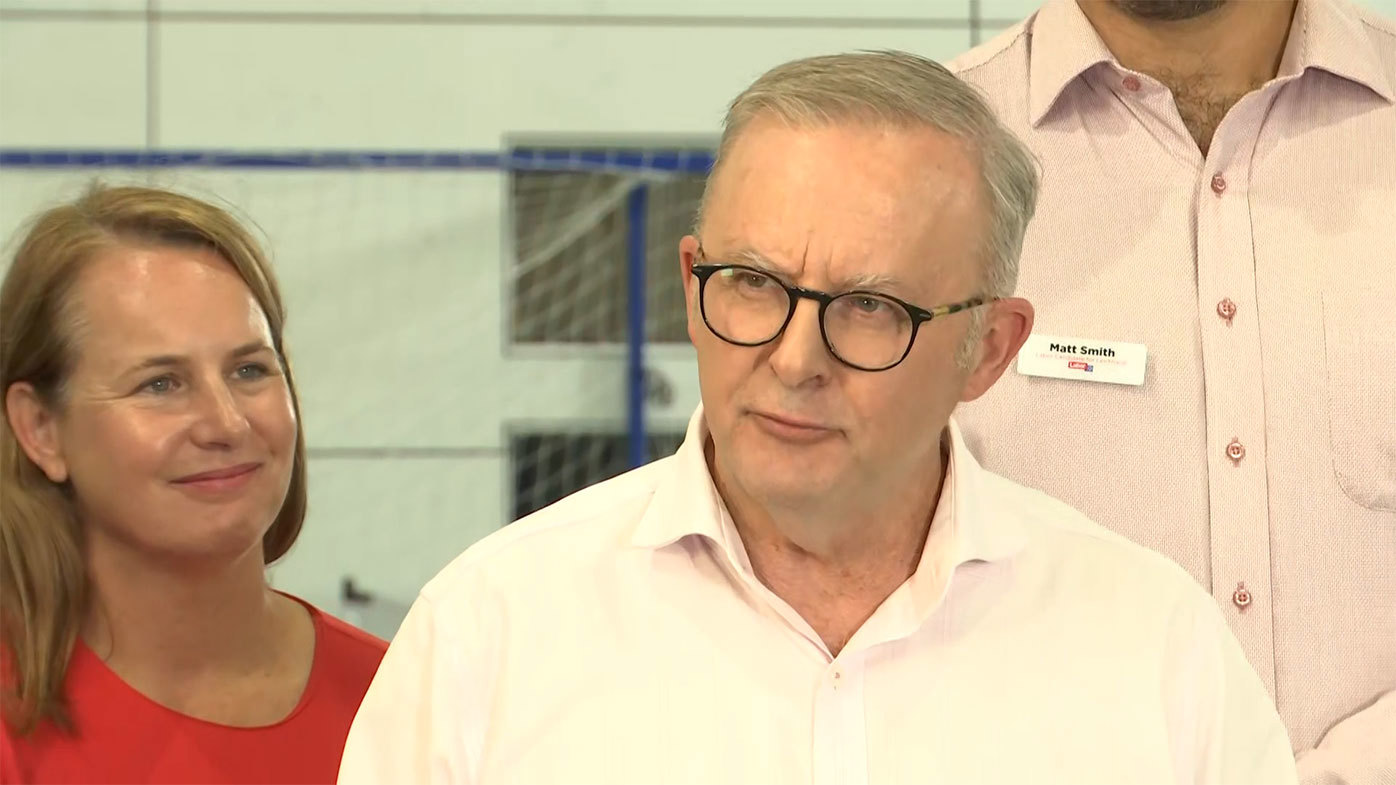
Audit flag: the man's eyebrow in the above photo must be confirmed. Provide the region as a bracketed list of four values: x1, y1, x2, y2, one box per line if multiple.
[714, 247, 798, 279]
[837, 270, 909, 293]
[708, 247, 917, 296]
[725, 247, 778, 269]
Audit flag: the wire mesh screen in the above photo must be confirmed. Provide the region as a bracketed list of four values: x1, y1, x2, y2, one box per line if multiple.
[510, 431, 687, 520]
[510, 167, 704, 344]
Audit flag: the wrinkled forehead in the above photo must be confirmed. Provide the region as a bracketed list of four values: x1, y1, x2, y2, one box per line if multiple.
[700, 121, 990, 295]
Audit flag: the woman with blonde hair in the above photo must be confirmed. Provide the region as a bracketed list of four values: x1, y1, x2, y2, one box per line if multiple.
[0, 184, 386, 783]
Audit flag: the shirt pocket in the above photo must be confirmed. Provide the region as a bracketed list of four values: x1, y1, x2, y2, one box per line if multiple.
[1321, 264, 1396, 512]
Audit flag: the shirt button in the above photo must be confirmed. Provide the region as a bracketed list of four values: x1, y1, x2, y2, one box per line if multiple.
[1232, 582, 1252, 610]
[1211, 173, 1228, 195]
[1217, 297, 1237, 322]
[1122, 74, 1142, 92]
[1226, 438, 1246, 463]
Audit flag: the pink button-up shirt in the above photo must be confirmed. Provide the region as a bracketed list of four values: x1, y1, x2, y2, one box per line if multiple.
[950, 0, 1395, 778]
[338, 408, 1295, 784]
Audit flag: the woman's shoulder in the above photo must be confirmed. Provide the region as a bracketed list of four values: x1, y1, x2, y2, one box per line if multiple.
[314, 606, 389, 664]
[293, 597, 389, 688]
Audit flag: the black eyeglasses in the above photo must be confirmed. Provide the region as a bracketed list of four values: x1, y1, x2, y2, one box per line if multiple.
[691, 248, 992, 372]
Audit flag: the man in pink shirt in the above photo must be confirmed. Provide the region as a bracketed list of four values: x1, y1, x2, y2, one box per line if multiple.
[950, 1, 1395, 781]
[341, 50, 1296, 784]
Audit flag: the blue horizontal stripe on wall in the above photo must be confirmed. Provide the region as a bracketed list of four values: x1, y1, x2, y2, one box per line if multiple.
[0, 148, 716, 174]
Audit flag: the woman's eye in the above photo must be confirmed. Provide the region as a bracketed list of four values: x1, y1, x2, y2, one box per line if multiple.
[139, 375, 179, 394]
[236, 363, 270, 380]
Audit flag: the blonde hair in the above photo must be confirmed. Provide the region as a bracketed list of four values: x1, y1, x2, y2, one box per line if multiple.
[0, 184, 308, 734]
[699, 50, 1041, 367]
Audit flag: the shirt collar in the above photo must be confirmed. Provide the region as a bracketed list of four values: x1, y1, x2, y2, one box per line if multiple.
[628, 405, 730, 552]
[1278, 0, 1394, 102]
[1028, 0, 1119, 127]
[1028, 0, 1392, 127]
[629, 405, 1029, 571]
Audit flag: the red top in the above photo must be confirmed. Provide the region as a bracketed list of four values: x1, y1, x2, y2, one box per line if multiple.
[1, 599, 387, 784]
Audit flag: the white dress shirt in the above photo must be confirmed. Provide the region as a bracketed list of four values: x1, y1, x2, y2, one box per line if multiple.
[339, 407, 1296, 785]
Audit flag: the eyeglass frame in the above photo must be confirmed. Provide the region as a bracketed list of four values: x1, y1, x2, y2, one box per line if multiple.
[689, 245, 995, 372]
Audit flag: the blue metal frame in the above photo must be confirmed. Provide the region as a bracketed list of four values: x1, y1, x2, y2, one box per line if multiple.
[0, 147, 715, 174]
[625, 184, 649, 469]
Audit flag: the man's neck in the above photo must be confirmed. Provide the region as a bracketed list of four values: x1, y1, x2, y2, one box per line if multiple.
[711, 441, 946, 655]
[1077, 0, 1298, 152]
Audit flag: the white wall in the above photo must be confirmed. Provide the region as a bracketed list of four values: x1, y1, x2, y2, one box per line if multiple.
[3, 0, 1394, 638]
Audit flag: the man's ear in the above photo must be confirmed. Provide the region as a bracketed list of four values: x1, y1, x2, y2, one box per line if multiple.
[961, 297, 1034, 403]
[679, 234, 702, 347]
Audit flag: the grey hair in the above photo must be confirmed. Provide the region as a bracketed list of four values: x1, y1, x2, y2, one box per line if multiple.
[696, 50, 1041, 369]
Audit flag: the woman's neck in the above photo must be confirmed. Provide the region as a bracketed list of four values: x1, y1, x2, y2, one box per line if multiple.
[82, 532, 292, 679]
[79, 531, 316, 725]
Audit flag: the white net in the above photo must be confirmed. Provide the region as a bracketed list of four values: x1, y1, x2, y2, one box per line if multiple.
[506, 154, 705, 518]
[509, 162, 704, 346]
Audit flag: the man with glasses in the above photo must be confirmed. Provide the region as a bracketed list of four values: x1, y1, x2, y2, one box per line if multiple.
[338, 51, 1296, 785]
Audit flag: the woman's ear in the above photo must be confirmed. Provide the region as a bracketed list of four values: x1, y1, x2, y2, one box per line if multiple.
[6, 382, 69, 483]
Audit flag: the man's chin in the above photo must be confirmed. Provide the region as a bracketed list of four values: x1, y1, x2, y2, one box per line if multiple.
[710, 428, 847, 503]
[1113, 0, 1226, 22]
[741, 465, 843, 508]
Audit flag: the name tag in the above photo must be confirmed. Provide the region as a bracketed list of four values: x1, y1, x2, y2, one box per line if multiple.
[1016, 334, 1147, 386]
